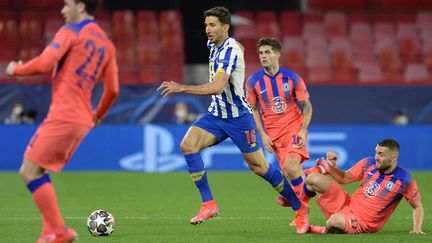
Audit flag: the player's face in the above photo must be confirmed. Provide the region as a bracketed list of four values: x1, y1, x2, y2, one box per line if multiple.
[375, 145, 396, 172]
[62, 0, 80, 24]
[259, 45, 280, 69]
[205, 16, 228, 45]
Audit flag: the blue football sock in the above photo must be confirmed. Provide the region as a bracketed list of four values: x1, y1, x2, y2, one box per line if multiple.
[303, 182, 316, 197]
[262, 163, 301, 210]
[185, 152, 213, 202]
[27, 174, 51, 193]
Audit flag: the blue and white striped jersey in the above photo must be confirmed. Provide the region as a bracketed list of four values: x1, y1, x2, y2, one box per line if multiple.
[207, 38, 252, 118]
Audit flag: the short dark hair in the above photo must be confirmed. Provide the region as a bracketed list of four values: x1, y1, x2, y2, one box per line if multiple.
[378, 139, 400, 153]
[257, 37, 282, 53]
[204, 6, 231, 25]
[75, 0, 99, 16]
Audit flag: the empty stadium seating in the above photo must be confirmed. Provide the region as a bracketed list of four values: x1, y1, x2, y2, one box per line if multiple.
[232, 9, 432, 84]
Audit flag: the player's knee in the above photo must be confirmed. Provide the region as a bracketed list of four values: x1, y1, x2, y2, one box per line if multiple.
[305, 173, 320, 187]
[180, 140, 196, 154]
[19, 167, 34, 183]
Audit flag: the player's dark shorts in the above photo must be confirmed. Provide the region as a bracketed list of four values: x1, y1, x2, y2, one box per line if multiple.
[192, 113, 262, 153]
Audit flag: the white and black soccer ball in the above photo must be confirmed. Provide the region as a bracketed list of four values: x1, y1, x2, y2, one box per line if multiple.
[87, 209, 115, 236]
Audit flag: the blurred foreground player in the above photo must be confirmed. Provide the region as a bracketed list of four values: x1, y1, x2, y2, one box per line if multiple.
[6, 0, 119, 242]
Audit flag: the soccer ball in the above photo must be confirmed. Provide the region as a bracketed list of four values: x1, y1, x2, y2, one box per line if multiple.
[87, 209, 115, 236]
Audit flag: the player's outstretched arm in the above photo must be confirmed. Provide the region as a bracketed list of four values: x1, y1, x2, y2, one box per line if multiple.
[326, 152, 356, 184]
[158, 72, 229, 97]
[410, 200, 425, 235]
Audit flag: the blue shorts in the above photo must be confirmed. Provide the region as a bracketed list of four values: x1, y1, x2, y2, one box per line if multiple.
[192, 113, 262, 153]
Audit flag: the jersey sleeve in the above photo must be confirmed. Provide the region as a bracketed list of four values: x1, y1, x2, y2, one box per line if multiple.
[245, 76, 257, 107]
[95, 45, 119, 119]
[14, 26, 76, 76]
[403, 179, 421, 206]
[346, 158, 370, 181]
[292, 73, 310, 102]
[216, 46, 237, 75]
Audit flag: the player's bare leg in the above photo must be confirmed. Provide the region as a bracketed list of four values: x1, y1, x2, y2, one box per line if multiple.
[181, 126, 220, 225]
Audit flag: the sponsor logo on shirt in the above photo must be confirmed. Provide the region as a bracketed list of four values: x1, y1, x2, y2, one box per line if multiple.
[271, 97, 287, 113]
[363, 181, 380, 198]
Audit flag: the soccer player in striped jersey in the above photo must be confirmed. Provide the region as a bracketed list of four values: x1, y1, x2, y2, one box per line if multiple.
[305, 139, 425, 234]
[6, 0, 119, 242]
[246, 38, 329, 226]
[158, 6, 309, 233]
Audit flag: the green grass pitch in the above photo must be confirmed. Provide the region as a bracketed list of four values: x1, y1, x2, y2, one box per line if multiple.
[0, 172, 430, 242]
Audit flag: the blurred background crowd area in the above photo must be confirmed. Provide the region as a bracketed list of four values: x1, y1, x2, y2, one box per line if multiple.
[1, 0, 432, 124]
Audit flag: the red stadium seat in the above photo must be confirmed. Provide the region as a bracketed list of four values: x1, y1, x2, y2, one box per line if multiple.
[116, 40, 138, 65]
[397, 23, 422, 63]
[43, 0, 64, 10]
[19, 11, 44, 45]
[0, 0, 17, 10]
[281, 36, 305, 68]
[347, 12, 370, 25]
[308, 66, 333, 83]
[374, 23, 395, 40]
[18, 44, 43, 62]
[306, 49, 331, 68]
[333, 67, 357, 82]
[350, 23, 373, 42]
[118, 68, 139, 85]
[0, 11, 18, 42]
[404, 64, 429, 82]
[308, 0, 368, 10]
[0, 41, 17, 62]
[137, 10, 158, 39]
[159, 64, 184, 84]
[302, 22, 325, 40]
[139, 66, 160, 85]
[358, 64, 383, 82]
[379, 0, 432, 10]
[329, 37, 353, 68]
[160, 10, 183, 37]
[256, 11, 280, 39]
[280, 11, 302, 37]
[324, 12, 347, 38]
[137, 37, 160, 65]
[233, 11, 256, 39]
[302, 12, 323, 23]
[112, 10, 136, 41]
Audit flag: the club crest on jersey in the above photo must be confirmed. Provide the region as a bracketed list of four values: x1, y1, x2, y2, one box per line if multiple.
[385, 181, 395, 190]
[282, 83, 290, 92]
[271, 97, 287, 113]
[363, 181, 380, 198]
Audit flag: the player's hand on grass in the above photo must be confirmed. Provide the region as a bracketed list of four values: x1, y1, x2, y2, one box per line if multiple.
[260, 132, 274, 153]
[6, 60, 23, 76]
[410, 229, 425, 235]
[326, 151, 338, 167]
[157, 81, 184, 97]
[293, 127, 307, 148]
